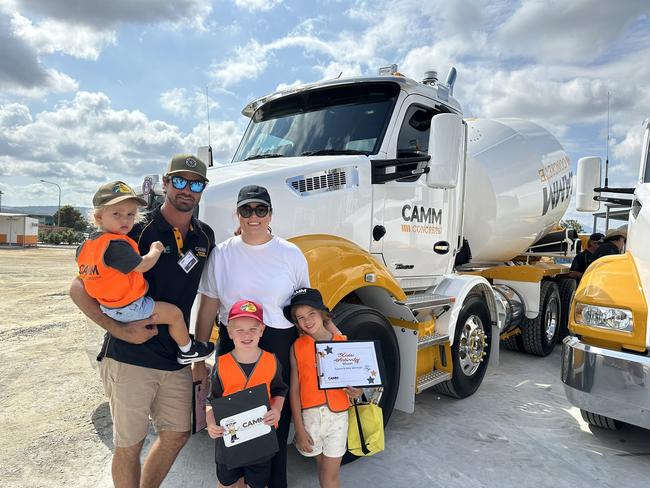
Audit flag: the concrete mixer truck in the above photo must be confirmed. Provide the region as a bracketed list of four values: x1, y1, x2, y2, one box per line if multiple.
[561, 117, 650, 430]
[143, 66, 576, 422]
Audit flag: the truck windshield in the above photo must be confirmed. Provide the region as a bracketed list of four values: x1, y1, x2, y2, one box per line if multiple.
[232, 82, 400, 162]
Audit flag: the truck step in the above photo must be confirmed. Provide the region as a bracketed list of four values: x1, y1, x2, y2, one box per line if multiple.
[401, 293, 454, 311]
[416, 370, 452, 393]
[417, 332, 449, 349]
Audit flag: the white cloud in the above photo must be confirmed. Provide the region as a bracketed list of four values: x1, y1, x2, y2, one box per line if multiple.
[0, 0, 213, 94]
[233, 0, 283, 12]
[498, 0, 650, 63]
[0, 13, 78, 96]
[159, 88, 219, 119]
[14, 0, 213, 29]
[10, 13, 116, 60]
[0, 91, 241, 205]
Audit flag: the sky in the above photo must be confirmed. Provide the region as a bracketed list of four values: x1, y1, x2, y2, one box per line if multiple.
[1, 0, 649, 228]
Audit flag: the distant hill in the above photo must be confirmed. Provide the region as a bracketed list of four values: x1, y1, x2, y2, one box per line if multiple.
[1, 205, 91, 216]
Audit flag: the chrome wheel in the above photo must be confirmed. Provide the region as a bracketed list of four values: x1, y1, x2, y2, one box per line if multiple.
[544, 295, 559, 343]
[458, 314, 488, 377]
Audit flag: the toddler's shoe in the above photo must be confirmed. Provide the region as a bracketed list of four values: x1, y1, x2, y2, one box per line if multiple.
[177, 340, 215, 364]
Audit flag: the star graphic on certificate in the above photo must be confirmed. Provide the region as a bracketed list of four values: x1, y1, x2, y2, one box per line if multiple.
[370, 370, 377, 377]
[367, 376, 375, 384]
[325, 345, 333, 355]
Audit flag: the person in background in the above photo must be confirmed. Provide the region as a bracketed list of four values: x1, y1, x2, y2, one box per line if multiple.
[569, 232, 604, 282]
[593, 227, 627, 260]
[70, 154, 215, 488]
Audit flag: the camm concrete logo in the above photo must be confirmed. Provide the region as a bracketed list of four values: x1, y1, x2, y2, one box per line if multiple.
[401, 204, 443, 234]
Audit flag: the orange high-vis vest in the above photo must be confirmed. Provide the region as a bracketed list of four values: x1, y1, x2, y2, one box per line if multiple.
[294, 334, 350, 413]
[217, 350, 277, 401]
[76, 233, 148, 308]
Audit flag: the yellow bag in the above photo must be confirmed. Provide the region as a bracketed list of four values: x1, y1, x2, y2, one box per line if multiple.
[347, 401, 384, 456]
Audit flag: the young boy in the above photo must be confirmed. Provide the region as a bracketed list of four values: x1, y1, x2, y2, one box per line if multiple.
[76, 180, 213, 364]
[285, 288, 362, 488]
[206, 300, 288, 488]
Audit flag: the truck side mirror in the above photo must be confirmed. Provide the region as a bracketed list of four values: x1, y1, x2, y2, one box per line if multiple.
[576, 156, 601, 212]
[197, 146, 214, 167]
[426, 113, 464, 189]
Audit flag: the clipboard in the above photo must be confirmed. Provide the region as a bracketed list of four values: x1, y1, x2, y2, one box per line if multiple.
[315, 339, 385, 390]
[210, 383, 279, 469]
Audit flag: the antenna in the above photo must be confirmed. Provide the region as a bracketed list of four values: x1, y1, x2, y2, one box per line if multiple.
[605, 91, 610, 188]
[206, 85, 211, 149]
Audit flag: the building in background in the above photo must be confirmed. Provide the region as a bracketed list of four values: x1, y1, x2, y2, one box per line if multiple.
[0, 213, 39, 246]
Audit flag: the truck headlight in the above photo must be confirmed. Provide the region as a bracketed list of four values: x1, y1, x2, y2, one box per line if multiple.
[574, 302, 633, 332]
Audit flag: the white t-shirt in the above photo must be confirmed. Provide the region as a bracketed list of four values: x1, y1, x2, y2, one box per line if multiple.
[198, 235, 310, 329]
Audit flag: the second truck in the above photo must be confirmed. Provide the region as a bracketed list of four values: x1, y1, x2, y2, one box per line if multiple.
[562, 117, 650, 430]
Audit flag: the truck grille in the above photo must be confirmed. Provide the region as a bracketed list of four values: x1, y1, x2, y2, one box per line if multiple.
[287, 167, 357, 196]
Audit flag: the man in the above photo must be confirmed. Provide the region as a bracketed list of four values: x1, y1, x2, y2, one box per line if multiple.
[593, 227, 627, 260]
[569, 232, 603, 282]
[70, 154, 215, 488]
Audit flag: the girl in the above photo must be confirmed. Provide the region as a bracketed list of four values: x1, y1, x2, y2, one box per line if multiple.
[284, 288, 361, 488]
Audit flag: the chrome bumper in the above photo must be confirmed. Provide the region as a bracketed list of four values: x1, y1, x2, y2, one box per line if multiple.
[561, 336, 650, 429]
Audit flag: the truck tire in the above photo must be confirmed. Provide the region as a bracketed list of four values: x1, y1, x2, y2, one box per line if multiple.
[331, 303, 400, 464]
[521, 281, 560, 356]
[433, 294, 492, 398]
[580, 409, 622, 430]
[557, 278, 576, 342]
[501, 332, 522, 351]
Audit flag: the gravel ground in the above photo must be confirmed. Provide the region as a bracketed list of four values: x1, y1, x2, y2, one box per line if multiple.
[1, 247, 648, 488]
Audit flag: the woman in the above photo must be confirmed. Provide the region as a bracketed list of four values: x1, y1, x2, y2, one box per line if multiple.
[194, 184, 309, 488]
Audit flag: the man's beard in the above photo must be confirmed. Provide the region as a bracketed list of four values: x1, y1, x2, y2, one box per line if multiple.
[167, 193, 196, 213]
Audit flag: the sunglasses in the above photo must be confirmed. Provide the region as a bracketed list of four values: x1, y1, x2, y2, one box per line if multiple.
[238, 205, 270, 218]
[170, 175, 206, 193]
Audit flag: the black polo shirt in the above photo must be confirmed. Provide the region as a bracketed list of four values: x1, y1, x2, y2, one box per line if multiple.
[570, 249, 596, 275]
[99, 206, 215, 371]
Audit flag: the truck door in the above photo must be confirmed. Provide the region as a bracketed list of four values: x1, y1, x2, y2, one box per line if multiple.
[373, 97, 458, 282]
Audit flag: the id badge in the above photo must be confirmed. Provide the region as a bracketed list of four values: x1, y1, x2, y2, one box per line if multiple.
[178, 250, 199, 274]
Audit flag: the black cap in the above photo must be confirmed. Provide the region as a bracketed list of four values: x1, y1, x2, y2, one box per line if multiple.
[237, 185, 272, 207]
[283, 288, 329, 323]
[588, 232, 604, 243]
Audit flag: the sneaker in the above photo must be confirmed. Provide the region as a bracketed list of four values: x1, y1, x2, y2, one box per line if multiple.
[177, 340, 215, 364]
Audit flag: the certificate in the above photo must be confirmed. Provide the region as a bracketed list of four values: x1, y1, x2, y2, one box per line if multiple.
[315, 340, 383, 389]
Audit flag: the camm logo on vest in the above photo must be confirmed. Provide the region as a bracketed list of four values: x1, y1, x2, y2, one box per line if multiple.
[401, 204, 443, 235]
[78, 264, 100, 279]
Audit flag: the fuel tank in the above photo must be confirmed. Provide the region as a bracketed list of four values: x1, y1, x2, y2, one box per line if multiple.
[463, 118, 571, 263]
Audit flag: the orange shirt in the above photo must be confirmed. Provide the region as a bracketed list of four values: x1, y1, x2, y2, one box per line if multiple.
[294, 334, 350, 413]
[76, 233, 147, 308]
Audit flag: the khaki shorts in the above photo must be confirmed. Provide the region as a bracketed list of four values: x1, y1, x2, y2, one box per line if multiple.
[99, 358, 192, 447]
[297, 406, 348, 458]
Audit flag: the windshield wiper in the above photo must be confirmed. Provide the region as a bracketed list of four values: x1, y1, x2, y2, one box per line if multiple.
[243, 153, 285, 161]
[300, 149, 369, 156]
